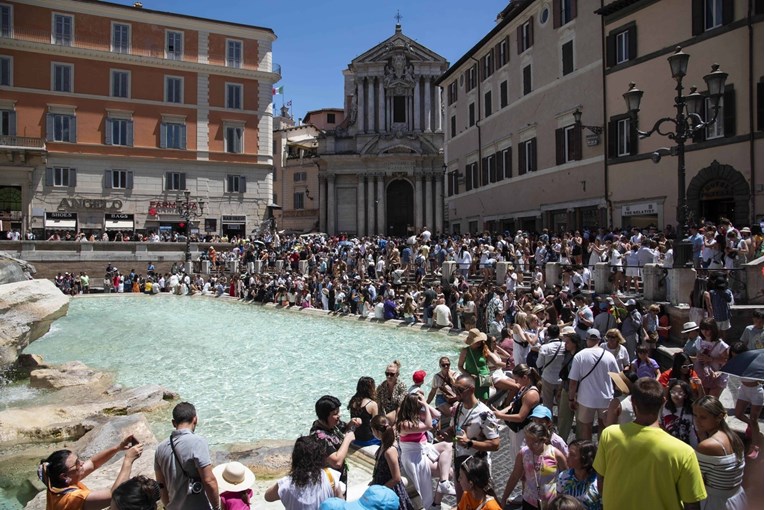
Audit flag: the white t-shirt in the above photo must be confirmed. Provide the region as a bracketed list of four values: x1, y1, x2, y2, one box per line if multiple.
[600, 342, 631, 370]
[453, 401, 500, 457]
[569, 346, 620, 409]
[277, 471, 335, 510]
[434, 303, 452, 326]
[537, 339, 566, 384]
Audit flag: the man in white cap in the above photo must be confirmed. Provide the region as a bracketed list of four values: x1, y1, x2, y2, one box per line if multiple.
[569, 329, 620, 441]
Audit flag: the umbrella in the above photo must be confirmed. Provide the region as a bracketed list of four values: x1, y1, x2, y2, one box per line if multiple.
[720, 350, 763, 382]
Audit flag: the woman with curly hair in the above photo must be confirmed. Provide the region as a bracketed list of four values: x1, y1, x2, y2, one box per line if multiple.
[348, 376, 380, 447]
[110, 476, 161, 510]
[265, 436, 344, 509]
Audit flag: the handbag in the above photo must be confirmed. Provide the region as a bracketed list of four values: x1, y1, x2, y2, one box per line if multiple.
[468, 348, 493, 388]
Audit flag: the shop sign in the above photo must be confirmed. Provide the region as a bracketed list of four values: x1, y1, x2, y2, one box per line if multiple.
[148, 200, 200, 216]
[586, 133, 600, 146]
[222, 215, 246, 222]
[622, 202, 658, 217]
[46, 212, 76, 219]
[57, 198, 123, 211]
[106, 213, 133, 220]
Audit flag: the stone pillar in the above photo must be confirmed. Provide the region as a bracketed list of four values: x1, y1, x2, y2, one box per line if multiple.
[442, 260, 457, 283]
[376, 176, 385, 235]
[357, 78, 365, 133]
[327, 174, 336, 235]
[435, 173, 443, 234]
[184, 261, 194, 274]
[201, 260, 211, 274]
[298, 260, 309, 275]
[378, 81, 385, 133]
[496, 261, 512, 285]
[367, 78, 375, 133]
[668, 267, 697, 306]
[253, 260, 263, 274]
[424, 76, 432, 132]
[274, 260, 284, 272]
[413, 78, 421, 132]
[435, 84, 443, 132]
[414, 174, 423, 230]
[545, 262, 562, 290]
[642, 263, 666, 302]
[367, 175, 375, 235]
[356, 177, 365, 236]
[424, 174, 434, 230]
[746, 258, 764, 304]
[594, 262, 611, 294]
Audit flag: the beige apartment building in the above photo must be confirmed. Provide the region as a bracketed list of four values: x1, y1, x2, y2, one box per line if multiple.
[597, 0, 763, 229]
[437, 0, 606, 235]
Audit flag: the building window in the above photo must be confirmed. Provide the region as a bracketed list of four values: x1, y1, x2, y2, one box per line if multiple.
[0, 55, 10, 86]
[562, 40, 574, 75]
[448, 81, 458, 104]
[465, 65, 477, 91]
[615, 31, 629, 64]
[166, 31, 183, 60]
[487, 154, 498, 183]
[447, 170, 459, 196]
[293, 171, 307, 182]
[165, 172, 185, 191]
[111, 22, 130, 53]
[557, 0, 577, 27]
[46, 167, 76, 187]
[617, 118, 631, 156]
[327, 113, 336, 124]
[227, 39, 242, 68]
[111, 70, 129, 98]
[705, 96, 724, 139]
[165, 76, 183, 103]
[0, 4, 12, 38]
[450, 115, 456, 137]
[705, 0, 723, 30]
[106, 118, 133, 146]
[393, 96, 406, 123]
[52, 63, 72, 92]
[519, 138, 537, 174]
[502, 147, 512, 178]
[226, 83, 243, 109]
[556, 125, 581, 164]
[104, 169, 133, 189]
[293, 192, 304, 210]
[518, 19, 533, 53]
[468, 103, 475, 127]
[483, 50, 494, 80]
[497, 38, 509, 67]
[693, 0, 732, 35]
[484, 91, 492, 118]
[52, 13, 73, 46]
[227, 175, 247, 193]
[160, 122, 186, 149]
[0, 109, 15, 136]
[225, 126, 243, 153]
[46, 113, 76, 142]
[522, 65, 532, 95]
[607, 23, 637, 67]
[465, 162, 478, 191]
[500, 81, 508, 108]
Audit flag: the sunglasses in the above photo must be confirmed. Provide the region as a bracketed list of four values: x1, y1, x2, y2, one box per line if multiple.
[385, 372, 398, 377]
[681, 364, 694, 370]
[441, 363, 451, 368]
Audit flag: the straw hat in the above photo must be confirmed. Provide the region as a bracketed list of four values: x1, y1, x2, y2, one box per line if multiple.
[681, 321, 699, 334]
[213, 461, 255, 492]
[609, 372, 632, 395]
[465, 328, 487, 346]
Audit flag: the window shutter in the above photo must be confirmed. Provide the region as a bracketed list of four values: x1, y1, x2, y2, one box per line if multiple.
[494, 42, 502, 68]
[607, 120, 617, 158]
[180, 125, 187, 149]
[691, 0, 704, 35]
[481, 157, 488, 186]
[628, 26, 638, 60]
[69, 169, 77, 188]
[164, 172, 171, 190]
[723, 86, 736, 137]
[553, 0, 561, 28]
[722, 0, 733, 25]
[105, 119, 113, 145]
[504, 147, 512, 178]
[465, 164, 472, 191]
[69, 117, 76, 143]
[160, 123, 167, 148]
[103, 169, 112, 189]
[46, 114, 54, 141]
[530, 138, 537, 171]
[495, 151, 503, 182]
[758, 80, 763, 132]
[519, 143, 527, 175]
[489, 47, 495, 75]
[606, 33, 616, 67]
[179, 173, 186, 190]
[479, 56, 485, 82]
[127, 171, 134, 189]
[463, 69, 470, 89]
[528, 17, 534, 46]
[571, 0, 577, 20]
[628, 117, 638, 156]
[572, 126, 582, 161]
[517, 25, 523, 54]
[555, 128, 565, 165]
[239, 176, 247, 193]
[45, 167, 53, 187]
[8, 111, 15, 136]
[127, 120, 134, 146]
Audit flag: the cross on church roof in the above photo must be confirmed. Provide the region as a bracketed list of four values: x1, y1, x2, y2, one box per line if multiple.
[394, 10, 403, 24]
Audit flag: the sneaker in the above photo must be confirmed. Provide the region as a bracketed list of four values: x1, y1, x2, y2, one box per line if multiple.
[436, 479, 456, 495]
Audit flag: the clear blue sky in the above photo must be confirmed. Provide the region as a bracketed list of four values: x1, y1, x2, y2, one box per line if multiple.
[111, 0, 508, 121]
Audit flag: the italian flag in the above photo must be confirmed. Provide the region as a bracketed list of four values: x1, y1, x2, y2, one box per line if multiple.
[272, 86, 283, 96]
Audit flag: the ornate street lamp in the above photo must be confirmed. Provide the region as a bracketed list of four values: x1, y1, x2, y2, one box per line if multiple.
[623, 47, 727, 266]
[176, 190, 205, 263]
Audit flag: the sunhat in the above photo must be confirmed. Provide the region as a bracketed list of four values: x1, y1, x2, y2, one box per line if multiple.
[465, 328, 488, 346]
[682, 321, 699, 334]
[560, 326, 577, 337]
[609, 371, 632, 395]
[213, 461, 255, 492]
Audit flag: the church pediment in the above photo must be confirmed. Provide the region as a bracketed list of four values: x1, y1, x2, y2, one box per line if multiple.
[351, 29, 446, 67]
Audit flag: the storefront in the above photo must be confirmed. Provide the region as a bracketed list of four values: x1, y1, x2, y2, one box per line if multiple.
[621, 201, 660, 230]
[44, 212, 77, 237]
[104, 213, 135, 236]
[221, 215, 246, 238]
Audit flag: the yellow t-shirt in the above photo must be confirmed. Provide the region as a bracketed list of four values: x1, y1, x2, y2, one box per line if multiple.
[593, 422, 707, 510]
[46, 482, 90, 510]
[457, 492, 502, 510]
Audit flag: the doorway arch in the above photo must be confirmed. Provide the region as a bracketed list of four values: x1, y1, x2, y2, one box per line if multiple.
[386, 179, 414, 236]
[687, 160, 750, 226]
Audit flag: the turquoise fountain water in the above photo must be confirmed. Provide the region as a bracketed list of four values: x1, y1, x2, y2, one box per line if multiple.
[19, 296, 461, 445]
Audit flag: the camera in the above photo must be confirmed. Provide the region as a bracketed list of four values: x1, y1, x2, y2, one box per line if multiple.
[188, 479, 203, 495]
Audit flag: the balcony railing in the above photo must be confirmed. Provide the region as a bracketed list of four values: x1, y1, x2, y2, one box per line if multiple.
[0, 135, 45, 149]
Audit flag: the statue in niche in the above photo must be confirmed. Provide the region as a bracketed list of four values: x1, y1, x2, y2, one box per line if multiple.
[384, 53, 415, 87]
[349, 92, 358, 125]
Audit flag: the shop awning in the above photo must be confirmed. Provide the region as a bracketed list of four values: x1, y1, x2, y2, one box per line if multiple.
[44, 219, 77, 229]
[105, 220, 135, 230]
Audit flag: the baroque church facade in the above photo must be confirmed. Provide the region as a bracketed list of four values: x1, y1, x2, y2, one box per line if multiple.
[317, 24, 448, 236]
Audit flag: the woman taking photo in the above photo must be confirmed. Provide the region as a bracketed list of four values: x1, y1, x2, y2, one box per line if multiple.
[348, 377, 380, 447]
[396, 393, 435, 509]
[458, 329, 492, 402]
[426, 356, 458, 421]
[693, 396, 747, 510]
[556, 439, 601, 510]
[39, 436, 143, 510]
[370, 416, 414, 510]
[309, 395, 361, 489]
[658, 352, 704, 399]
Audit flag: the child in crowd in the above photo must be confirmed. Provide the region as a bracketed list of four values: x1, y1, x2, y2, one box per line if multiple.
[213, 462, 255, 510]
[630, 345, 660, 379]
[660, 380, 698, 448]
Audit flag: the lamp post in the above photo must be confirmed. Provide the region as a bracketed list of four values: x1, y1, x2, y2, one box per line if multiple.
[622, 46, 727, 266]
[176, 189, 205, 263]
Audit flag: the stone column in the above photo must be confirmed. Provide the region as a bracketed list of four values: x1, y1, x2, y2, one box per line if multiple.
[442, 261, 457, 283]
[496, 261, 512, 285]
[545, 262, 562, 289]
[376, 175, 385, 234]
[319, 175, 327, 233]
[594, 262, 611, 294]
[642, 263, 666, 302]
[413, 78, 421, 132]
[378, 81, 385, 133]
[435, 84, 443, 132]
[424, 76, 432, 132]
[356, 177, 365, 236]
[424, 174, 434, 229]
[357, 78, 365, 133]
[435, 173, 443, 234]
[327, 174, 336, 235]
[668, 268, 698, 306]
[367, 175, 375, 235]
[367, 78, 375, 133]
[414, 174, 424, 230]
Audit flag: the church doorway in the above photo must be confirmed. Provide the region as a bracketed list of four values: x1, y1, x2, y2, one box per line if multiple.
[386, 179, 413, 236]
